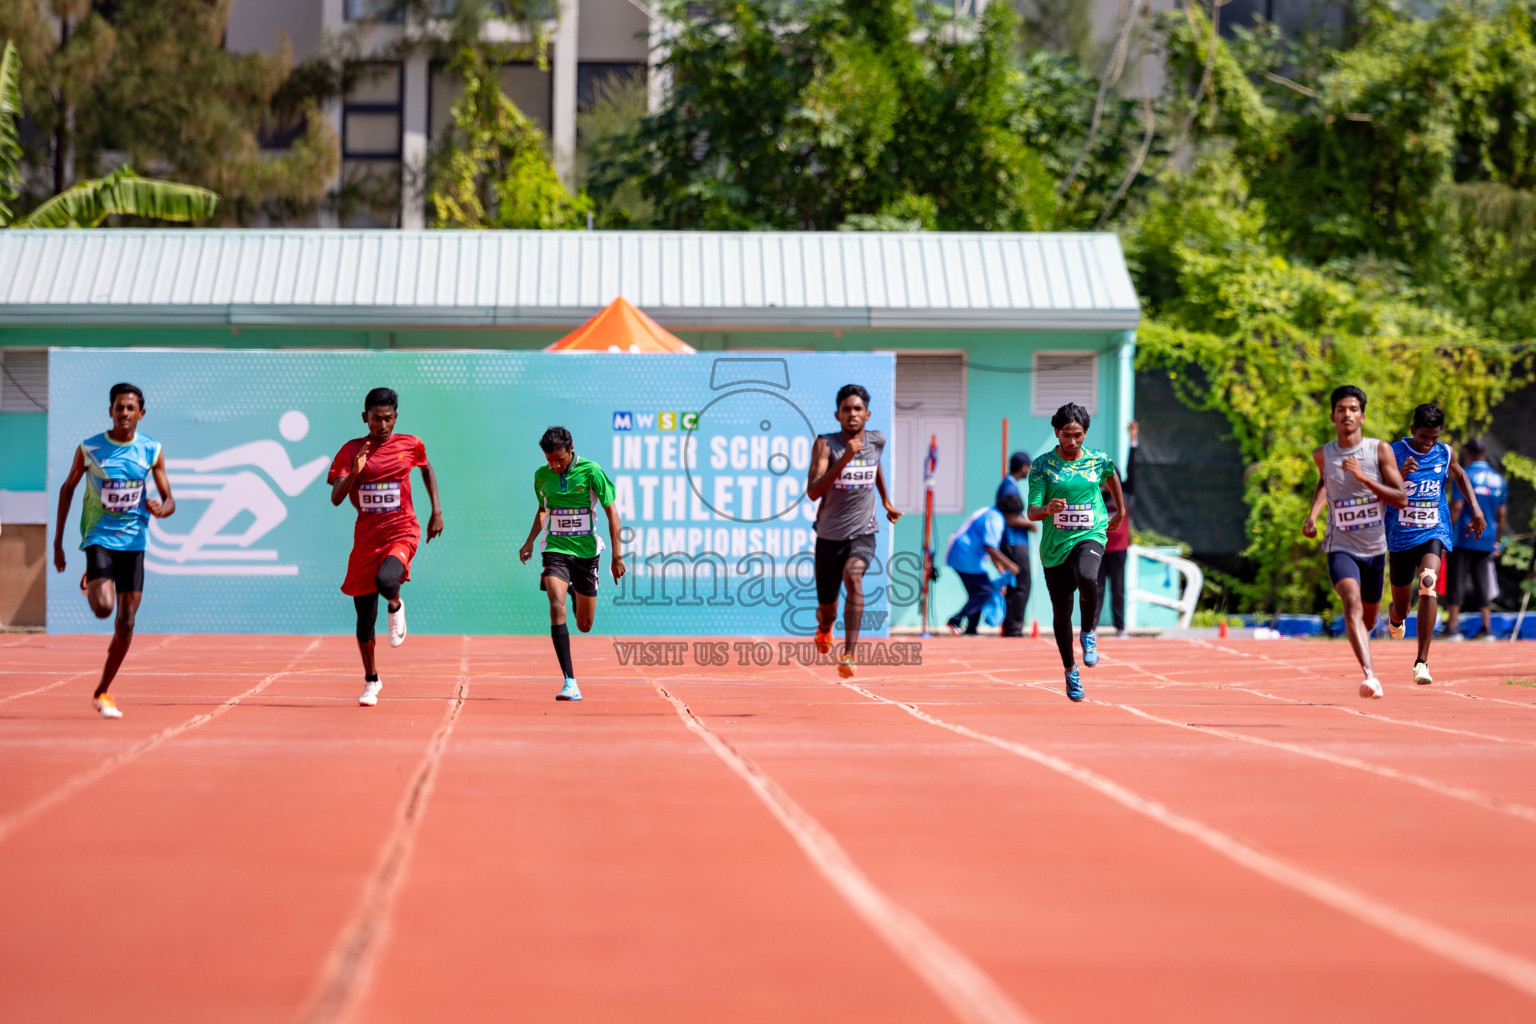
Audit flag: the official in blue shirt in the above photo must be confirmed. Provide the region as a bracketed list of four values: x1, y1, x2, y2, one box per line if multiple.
[945, 493, 1023, 636]
[995, 452, 1036, 636]
[1446, 438, 1509, 639]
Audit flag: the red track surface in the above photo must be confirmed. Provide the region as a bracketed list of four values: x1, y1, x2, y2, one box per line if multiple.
[3, 631, 1536, 1023]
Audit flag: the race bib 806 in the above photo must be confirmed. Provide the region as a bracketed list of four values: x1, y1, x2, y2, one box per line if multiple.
[1054, 503, 1095, 531]
[100, 479, 144, 513]
[359, 481, 402, 513]
[1332, 496, 1382, 531]
[549, 507, 593, 536]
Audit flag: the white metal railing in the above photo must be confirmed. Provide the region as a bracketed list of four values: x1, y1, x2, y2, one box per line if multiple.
[1125, 544, 1204, 630]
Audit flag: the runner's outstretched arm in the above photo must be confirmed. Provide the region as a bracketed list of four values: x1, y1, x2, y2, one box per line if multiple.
[1104, 472, 1126, 535]
[146, 450, 176, 520]
[1447, 460, 1487, 538]
[330, 442, 370, 506]
[419, 459, 444, 541]
[52, 448, 86, 572]
[874, 464, 901, 523]
[806, 436, 856, 502]
[604, 503, 627, 582]
[518, 509, 549, 563]
[1302, 448, 1329, 538]
[1368, 440, 1409, 509]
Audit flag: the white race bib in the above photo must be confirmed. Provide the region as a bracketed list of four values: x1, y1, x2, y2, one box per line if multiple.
[1331, 496, 1382, 531]
[1054, 502, 1095, 531]
[549, 507, 593, 537]
[100, 479, 144, 513]
[1401, 500, 1439, 529]
[835, 463, 877, 490]
[358, 481, 402, 513]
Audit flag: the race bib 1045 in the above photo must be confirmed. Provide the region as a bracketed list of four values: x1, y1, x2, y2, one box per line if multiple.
[549, 507, 593, 536]
[100, 479, 144, 513]
[1332, 496, 1382, 531]
[1054, 502, 1095, 531]
[358, 481, 402, 513]
[1401, 500, 1439, 529]
[835, 463, 877, 490]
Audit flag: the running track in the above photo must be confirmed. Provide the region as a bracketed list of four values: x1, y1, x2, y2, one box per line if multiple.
[3, 632, 1536, 1023]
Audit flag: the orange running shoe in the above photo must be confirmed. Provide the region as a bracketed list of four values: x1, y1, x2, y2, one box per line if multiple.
[93, 694, 123, 719]
[814, 628, 833, 654]
[837, 654, 856, 679]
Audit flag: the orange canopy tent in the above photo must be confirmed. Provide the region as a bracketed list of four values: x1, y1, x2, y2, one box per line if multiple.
[544, 296, 696, 353]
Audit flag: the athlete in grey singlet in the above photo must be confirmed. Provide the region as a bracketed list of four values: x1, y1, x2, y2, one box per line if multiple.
[1321, 437, 1388, 557]
[815, 430, 886, 540]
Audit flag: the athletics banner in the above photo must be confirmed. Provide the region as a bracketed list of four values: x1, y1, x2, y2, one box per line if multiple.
[47, 349, 901, 636]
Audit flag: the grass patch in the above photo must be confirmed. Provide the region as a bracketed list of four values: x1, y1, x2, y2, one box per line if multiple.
[1503, 678, 1536, 687]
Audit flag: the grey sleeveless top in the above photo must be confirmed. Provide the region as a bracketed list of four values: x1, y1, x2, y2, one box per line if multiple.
[814, 430, 885, 540]
[1322, 437, 1387, 556]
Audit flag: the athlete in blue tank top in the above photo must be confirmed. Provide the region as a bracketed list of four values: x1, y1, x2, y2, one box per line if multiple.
[1383, 403, 1485, 685]
[53, 383, 177, 719]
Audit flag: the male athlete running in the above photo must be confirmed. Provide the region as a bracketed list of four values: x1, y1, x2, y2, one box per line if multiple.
[518, 426, 625, 702]
[1302, 386, 1406, 699]
[53, 383, 177, 718]
[806, 384, 901, 678]
[1384, 404, 1485, 684]
[328, 387, 444, 707]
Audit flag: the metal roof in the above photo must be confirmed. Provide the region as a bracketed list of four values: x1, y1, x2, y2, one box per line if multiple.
[0, 229, 1141, 331]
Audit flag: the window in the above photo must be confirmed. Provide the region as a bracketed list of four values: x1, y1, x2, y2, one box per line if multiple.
[344, 63, 403, 159]
[0, 349, 48, 412]
[577, 63, 647, 111]
[893, 353, 966, 515]
[1031, 351, 1098, 418]
[429, 62, 553, 140]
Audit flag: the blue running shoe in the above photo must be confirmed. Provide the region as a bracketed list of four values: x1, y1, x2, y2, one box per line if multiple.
[556, 677, 582, 701]
[1065, 666, 1084, 702]
[1081, 631, 1099, 667]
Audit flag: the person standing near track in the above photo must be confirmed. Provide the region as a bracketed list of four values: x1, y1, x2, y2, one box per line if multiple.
[995, 453, 1036, 637]
[1384, 404, 1485, 684]
[806, 384, 901, 678]
[1027, 403, 1123, 702]
[518, 426, 625, 702]
[1095, 420, 1138, 637]
[943, 494, 1023, 636]
[1444, 438, 1507, 642]
[1302, 385, 1406, 699]
[328, 387, 444, 707]
[53, 383, 177, 719]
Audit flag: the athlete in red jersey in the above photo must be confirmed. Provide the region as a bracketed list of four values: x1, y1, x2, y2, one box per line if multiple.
[328, 387, 444, 706]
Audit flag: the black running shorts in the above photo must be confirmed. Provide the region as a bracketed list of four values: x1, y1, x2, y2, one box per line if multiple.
[813, 533, 877, 606]
[1388, 539, 1443, 589]
[84, 545, 145, 593]
[1448, 548, 1499, 609]
[541, 551, 600, 597]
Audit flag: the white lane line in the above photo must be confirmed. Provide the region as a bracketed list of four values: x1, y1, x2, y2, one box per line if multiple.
[842, 679, 1536, 1003]
[0, 635, 181, 706]
[0, 637, 323, 845]
[655, 682, 1036, 1024]
[1435, 689, 1536, 711]
[303, 638, 471, 1024]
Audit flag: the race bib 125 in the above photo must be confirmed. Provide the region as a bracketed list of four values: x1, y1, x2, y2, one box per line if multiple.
[549, 507, 593, 536]
[359, 481, 402, 513]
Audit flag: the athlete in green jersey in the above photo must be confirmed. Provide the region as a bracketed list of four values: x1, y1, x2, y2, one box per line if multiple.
[1027, 402, 1124, 702]
[518, 426, 625, 701]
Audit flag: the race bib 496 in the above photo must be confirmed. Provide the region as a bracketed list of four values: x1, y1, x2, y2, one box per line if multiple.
[1332, 496, 1382, 531]
[835, 463, 877, 490]
[1054, 503, 1095, 531]
[100, 479, 144, 513]
[359, 481, 402, 513]
[549, 507, 593, 536]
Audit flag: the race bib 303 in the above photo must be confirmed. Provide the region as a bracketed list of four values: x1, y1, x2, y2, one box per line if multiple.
[1332, 496, 1383, 531]
[1054, 503, 1095, 531]
[100, 479, 144, 513]
[359, 481, 402, 513]
[549, 507, 593, 536]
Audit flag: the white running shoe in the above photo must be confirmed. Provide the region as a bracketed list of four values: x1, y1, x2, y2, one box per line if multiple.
[1359, 676, 1383, 699]
[359, 678, 383, 706]
[1387, 619, 1405, 641]
[93, 694, 123, 719]
[387, 599, 407, 647]
[1412, 662, 1433, 686]
[1476, 632, 1497, 643]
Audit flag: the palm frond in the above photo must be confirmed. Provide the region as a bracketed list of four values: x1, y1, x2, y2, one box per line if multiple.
[15, 165, 219, 228]
[0, 41, 23, 225]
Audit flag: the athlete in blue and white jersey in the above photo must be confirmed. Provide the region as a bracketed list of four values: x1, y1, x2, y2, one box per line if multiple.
[1383, 404, 1484, 684]
[1446, 437, 1507, 640]
[53, 383, 177, 718]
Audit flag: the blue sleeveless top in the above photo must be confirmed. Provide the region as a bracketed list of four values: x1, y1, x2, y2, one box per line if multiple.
[1385, 438, 1453, 552]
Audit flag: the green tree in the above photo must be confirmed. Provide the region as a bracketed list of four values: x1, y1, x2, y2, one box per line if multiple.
[0, 40, 218, 227]
[426, 46, 590, 229]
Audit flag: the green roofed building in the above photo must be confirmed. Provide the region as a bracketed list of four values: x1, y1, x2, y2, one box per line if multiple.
[0, 229, 1140, 630]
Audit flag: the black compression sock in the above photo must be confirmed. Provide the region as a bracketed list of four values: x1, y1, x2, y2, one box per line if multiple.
[365, 673, 379, 682]
[551, 624, 575, 679]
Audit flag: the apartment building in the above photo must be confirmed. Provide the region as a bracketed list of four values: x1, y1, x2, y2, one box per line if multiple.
[227, 0, 650, 227]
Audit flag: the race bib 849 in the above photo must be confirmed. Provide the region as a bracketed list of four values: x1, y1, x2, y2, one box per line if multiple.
[100, 479, 143, 513]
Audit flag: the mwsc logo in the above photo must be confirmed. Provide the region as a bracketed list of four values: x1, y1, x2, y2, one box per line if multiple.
[613, 411, 699, 431]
